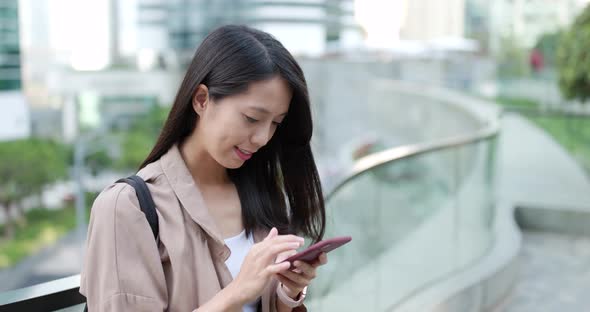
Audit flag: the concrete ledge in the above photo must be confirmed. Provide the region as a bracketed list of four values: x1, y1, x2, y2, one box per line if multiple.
[391, 200, 521, 312]
[515, 205, 590, 236]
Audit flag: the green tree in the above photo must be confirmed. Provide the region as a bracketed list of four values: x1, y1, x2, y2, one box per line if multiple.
[85, 148, 112, 176]
[0, 139, 68, 239]
[557, 4, 590, 101]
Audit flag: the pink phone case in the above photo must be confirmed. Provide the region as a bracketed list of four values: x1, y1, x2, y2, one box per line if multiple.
[284, 236, 352, 268]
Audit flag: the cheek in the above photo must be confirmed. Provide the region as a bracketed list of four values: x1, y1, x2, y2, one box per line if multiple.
[213, 115, 246, 149]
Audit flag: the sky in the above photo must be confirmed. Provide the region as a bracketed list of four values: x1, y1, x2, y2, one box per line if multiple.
[355, 0, 405, 47]
[19, 0, 138, 70]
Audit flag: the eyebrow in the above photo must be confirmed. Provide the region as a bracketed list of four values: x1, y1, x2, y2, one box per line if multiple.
[250, 106, 288, 116]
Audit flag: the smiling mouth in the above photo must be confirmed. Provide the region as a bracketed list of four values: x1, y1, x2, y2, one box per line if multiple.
[234, 146, 253, 160]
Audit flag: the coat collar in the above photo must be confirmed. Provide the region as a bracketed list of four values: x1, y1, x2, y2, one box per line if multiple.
[159, 144, 269, 247]
[159, 144, 228, 247]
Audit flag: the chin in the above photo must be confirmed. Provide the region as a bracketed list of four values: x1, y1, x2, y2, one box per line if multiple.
[225, 162, 244, 169]
[219, 157, 245, 169]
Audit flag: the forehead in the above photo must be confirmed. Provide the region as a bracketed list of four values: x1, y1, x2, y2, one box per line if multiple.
[225, 76, 292, 115]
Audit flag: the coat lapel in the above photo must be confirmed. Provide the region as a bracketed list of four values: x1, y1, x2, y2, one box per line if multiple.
[159, 144, 226, 248]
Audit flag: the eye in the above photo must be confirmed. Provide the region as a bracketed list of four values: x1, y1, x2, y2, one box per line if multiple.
[244, 115, 258, 123]
[272, 121, 282, 126]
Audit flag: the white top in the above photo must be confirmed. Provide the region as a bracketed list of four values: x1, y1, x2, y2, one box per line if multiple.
[224, 229, 259, 312]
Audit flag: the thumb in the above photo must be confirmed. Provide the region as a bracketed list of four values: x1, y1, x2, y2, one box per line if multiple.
[264, 227, 278, 241]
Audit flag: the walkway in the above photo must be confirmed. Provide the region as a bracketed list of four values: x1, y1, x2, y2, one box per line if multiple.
[495, 113, 590, 311]
[496, 231, 590, 311]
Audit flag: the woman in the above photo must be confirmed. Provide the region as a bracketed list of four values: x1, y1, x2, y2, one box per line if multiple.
[80, 25, 327, 312]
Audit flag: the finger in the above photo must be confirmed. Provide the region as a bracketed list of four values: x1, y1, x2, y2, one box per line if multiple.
[258, 242, 300, 264]
[293, 261, 317, 279]
[280, 269, 311, 286]
[266, 241, 302, 258]
[264, 227, 278, 241]
[320, 252, 328, 265]
[275, 249, 298, 263]
[277, 275, 305, 293]
[311, 252, 328, 268]
[266, 261, 291, 275]
[267, 234, 305, 245]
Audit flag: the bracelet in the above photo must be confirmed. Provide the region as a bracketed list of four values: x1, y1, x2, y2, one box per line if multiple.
[276, 283, 307, 308]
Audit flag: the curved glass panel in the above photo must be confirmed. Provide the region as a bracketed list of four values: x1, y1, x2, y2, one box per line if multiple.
[307, 137, 497, 310]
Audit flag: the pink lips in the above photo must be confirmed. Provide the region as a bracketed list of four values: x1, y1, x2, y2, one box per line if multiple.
[234, 147, 253, 161]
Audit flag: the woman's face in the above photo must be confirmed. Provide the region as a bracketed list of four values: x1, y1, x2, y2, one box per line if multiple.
[194, 76, 292, 169]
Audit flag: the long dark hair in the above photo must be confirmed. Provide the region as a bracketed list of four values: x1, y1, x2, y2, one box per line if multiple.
[140, 25, 325, 243]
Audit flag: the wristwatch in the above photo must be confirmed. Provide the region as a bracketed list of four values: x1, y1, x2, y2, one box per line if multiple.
[276, 283, 307, 308]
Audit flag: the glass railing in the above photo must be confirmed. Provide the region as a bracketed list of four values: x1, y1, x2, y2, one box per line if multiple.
[306, 122, 499, 310]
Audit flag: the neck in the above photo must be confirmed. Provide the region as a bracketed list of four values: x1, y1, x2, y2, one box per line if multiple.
[179, 131, 230, 186]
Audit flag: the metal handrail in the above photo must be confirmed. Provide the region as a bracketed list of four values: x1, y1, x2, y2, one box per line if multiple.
[325, 119, 500, 200]
[0, 275, 84, 311]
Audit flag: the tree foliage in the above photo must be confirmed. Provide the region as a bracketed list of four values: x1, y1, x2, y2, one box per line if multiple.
[557, 4, 590, 101]
[0, 139, 69, 238]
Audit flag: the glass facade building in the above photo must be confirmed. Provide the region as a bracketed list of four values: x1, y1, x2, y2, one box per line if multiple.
[0, 0, 21, 90]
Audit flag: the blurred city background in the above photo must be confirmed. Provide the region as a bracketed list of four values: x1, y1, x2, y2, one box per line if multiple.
[1, 0, 590, 311]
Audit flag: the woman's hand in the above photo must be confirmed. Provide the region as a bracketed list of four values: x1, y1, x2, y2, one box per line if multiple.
[276, 252, 328, 298]
[229, 228, 304, 305]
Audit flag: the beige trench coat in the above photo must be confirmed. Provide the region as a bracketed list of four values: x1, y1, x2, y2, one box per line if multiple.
[80, 144, 307, 311]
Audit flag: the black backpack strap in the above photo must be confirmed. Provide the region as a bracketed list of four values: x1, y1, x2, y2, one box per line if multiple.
[116, 175, 159, 241]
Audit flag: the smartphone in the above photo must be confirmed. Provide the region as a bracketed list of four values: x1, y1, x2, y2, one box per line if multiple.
[284, 236, 352, 268]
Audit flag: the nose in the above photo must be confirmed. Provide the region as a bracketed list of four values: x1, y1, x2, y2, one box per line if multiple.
[250, 123, 275, 148]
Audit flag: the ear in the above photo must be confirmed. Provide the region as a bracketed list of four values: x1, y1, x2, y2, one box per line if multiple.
[192, 84, 210, 116]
